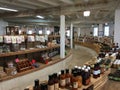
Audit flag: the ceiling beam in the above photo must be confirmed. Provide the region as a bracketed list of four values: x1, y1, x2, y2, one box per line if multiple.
[70, 19, 111, 24]
[60, 0, 74, 4]
[37, 0, 59, 6]
[4, 18, 56, 23]
[0, 0, 37, 9]
[17, 0, 47, 8]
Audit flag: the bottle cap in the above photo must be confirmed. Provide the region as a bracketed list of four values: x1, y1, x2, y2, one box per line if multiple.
[82, 67, 85, 70]
[78, 67, 81, 69]
[58, 71, 61, 75]
[54, 73, 57, 77]
[48, 75, 52, 80]
[61, 70, 64, 74]
[87, 67, 90, 70]
[66, 69, 69, 73]
[34, 79, 39, 86]
[74, 66, 78, 68]
[83, 65, 86, 68]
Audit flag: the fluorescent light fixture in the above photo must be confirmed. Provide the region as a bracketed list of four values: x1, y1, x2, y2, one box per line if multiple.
[0, 7, 18, 12]
[83, 11, 90, 17]
[36, 15, 44, 19]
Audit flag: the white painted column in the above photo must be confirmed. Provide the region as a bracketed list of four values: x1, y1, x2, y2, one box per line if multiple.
[78, 28, 81, 37]
[60, 15, 65, 58]
[70, 23, 73, 49]
[114, 9, 120, 47]
[98, 24, 103, 36]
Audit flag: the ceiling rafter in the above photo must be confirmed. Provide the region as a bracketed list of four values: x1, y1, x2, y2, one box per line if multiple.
[37, 0, 59, 6]
[59, 0, 74, 4]
[17, 0, 47, 8]
[0, 0, 118, 26]
[0, 0, 37, 9]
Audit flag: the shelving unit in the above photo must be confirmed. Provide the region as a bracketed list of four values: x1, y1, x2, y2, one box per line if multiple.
[0, 45, 60, 58]
[0, 26, 61, 80]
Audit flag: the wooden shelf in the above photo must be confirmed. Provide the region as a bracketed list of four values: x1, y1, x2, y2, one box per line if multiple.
[0, 45, 60, 58]
[26, 69, 110, 90]
[0, 50, 71, 82]
[48, 35, 60, 38]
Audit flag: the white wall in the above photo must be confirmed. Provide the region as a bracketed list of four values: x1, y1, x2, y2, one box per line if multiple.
[109, 23, 114, 37]
[80, 27, 93, 36]
[0, 19, 8, 35]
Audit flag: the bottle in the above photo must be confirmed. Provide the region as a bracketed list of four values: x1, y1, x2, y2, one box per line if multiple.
[97, 63, 101, 77]
[82, 69, 90, 85]
[87, 66, 91, 77]
[40, 83, 48, 90]
[33, 79, 40, 90]
[48, 75, 54, 90]
[71, 69, 75, 85]
[81, 67, 85, 84]
[65, 69, 71, 87]
[59, 70, 66, 88]
[77, 67, 82, 88]
[93, 64, 98, 78]
[72, 72, 78, 90]
[53, 73, 59, 90]
[93, 63, 100, 78]
[74, 66, 78, 72]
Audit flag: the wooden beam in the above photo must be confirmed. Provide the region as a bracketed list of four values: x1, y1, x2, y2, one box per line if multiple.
[17, 0, 47, 8]
[0, 0, 37, 9]
[37, 0, 59, 6]
[60, 0, 74, 4]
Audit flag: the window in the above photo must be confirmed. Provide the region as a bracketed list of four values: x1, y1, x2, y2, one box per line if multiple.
[38, 30, 42, 34]
[66, 30, 70, 37]
[46, 30, 50, 35]
[93, 27, 98, 36]
[104, 26, 109, 36]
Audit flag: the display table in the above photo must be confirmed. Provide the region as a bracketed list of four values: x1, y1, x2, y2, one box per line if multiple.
[26, 69, 110, 90]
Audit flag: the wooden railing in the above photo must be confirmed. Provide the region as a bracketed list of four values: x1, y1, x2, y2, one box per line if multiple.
[74, 42, 101, 54]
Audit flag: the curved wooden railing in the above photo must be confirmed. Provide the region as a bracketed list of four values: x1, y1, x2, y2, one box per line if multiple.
[74, 41, 101, 54]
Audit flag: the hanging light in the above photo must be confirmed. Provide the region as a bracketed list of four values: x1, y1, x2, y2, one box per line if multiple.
[83, 11, 90, 17]
[36, 15, 44, 19]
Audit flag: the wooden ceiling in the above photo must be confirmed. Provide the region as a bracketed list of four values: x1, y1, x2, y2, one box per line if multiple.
[0, 0, 120, 27]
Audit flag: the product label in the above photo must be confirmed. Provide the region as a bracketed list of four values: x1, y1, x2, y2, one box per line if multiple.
[73, 82, 78, 88]
[93, 71, 98, 75]
[66, 78, 70, 84]
[98, 70, 101, 74]
[55, 83, 59, 90]
[60, 79, 66, 86]
[48, 85, 54, 90]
